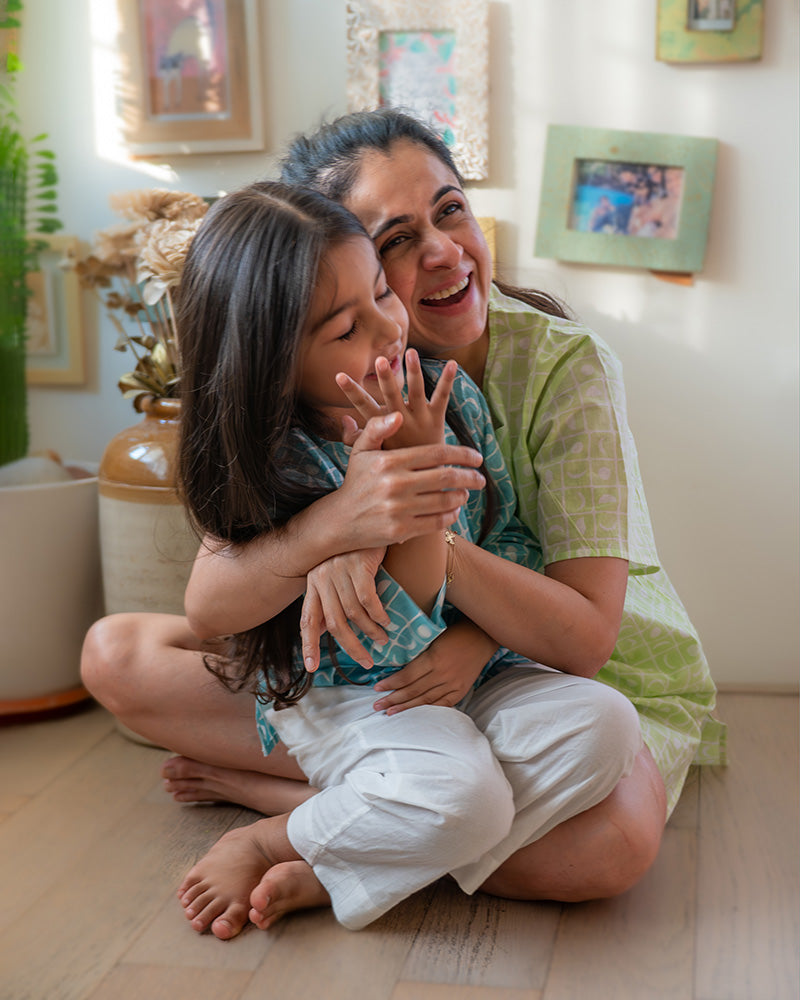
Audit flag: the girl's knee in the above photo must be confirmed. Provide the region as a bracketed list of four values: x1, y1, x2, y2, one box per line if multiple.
[438, 744, 516, 854]
[581, 683, 643, 775]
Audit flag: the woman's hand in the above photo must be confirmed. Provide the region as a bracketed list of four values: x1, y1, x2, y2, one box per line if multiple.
[337, 410, 484, 548]
[372, 621, 499, 715]
[336, 349, 457, 450]
[300, 547, 387, 672]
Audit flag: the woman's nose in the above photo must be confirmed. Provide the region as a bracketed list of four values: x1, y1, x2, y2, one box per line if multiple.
[420, 227, 462, 268]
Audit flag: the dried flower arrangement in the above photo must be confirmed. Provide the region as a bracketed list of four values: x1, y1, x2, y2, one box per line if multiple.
[75, 189, 208, 408]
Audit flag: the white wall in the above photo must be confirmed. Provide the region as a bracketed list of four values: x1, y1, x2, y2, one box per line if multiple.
[19, 0, 799, 689]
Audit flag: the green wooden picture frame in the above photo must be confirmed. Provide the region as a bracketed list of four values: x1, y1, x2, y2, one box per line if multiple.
[656, 0, 764, 63]
[534, 124, 718, 274]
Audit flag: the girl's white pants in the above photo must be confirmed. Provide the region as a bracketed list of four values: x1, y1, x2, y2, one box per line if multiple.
[267, 666, 642, 930]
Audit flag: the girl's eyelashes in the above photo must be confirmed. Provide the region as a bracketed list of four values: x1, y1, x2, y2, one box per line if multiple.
[338, 323, 356, 341]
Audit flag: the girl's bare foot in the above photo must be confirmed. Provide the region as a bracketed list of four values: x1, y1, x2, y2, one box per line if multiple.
[162, 755, 315, 815]
[249, 861, 331, 930]
[178, 814, 307, 939]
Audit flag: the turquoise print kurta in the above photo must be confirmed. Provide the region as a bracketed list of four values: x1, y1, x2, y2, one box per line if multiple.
[483, 285, 726, 814]
[255, 361, 540, 756]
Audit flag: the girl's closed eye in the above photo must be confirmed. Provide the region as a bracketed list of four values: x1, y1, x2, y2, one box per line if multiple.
[338, 323, 356, 341]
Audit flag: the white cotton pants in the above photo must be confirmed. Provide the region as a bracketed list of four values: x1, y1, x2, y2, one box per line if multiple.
[266, 666, 642, 930]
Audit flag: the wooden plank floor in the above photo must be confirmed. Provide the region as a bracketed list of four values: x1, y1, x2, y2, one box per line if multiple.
[0, 691, 796, 1000]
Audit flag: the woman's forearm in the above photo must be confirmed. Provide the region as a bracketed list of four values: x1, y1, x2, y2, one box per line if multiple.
[444, 542, 629, 677]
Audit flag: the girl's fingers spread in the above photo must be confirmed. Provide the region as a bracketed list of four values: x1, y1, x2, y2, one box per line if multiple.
[336, 372, 381, 415]
[403, 349, 427, 407]
[374, 357, 405, 411]
[430, 360, 457, 410]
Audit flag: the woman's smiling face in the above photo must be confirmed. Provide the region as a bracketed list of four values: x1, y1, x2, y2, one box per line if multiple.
[342, 140, 492, 359]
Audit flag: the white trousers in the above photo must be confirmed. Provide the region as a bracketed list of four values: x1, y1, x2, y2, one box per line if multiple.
[267, 666, 642, 930]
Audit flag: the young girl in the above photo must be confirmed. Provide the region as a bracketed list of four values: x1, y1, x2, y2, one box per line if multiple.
[172, 181, 641, 935]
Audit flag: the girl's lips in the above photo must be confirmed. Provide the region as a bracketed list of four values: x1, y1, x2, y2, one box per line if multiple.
[420, 274, 470, 307]
[365, 353, 402, 380]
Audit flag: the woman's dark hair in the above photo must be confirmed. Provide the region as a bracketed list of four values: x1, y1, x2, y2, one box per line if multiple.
[176, 179, 494, 708]
[279, 107, 571, 321]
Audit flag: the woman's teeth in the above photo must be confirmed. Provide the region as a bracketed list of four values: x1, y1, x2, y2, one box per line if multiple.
[422, 275, 469, 302]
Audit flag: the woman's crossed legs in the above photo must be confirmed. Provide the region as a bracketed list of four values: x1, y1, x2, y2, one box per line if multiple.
[81, 613, 667, 936]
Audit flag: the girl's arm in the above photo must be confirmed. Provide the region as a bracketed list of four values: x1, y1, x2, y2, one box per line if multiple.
[184, 413, 485, 640]
[376, 352, 456, 613]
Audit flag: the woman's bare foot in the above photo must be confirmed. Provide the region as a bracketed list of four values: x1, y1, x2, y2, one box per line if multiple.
[249, 861, 331, 930]
[162, 755, 316, 815]
[178, 814, 313, 939]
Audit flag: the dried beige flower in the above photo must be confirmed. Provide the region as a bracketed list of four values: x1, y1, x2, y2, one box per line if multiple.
[72, 188, 208, 406]
[109, 188, 208, 224]
[137, 218, 203, 304]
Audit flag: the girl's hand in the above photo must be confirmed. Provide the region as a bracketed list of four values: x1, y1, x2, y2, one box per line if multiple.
[336, 349, 457, 450]
[300, 547, 388, 672]
[372, 621, 499, 715]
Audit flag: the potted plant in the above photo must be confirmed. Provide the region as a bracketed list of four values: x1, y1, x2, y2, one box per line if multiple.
[74, 189, 207, 618]
[0, 1, 103, 715]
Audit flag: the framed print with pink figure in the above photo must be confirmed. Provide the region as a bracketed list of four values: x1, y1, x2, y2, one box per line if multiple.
[115, 0, 264, 156]
[346, 0, 489, 180]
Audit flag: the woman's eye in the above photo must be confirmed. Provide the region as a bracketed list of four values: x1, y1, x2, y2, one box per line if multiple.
[377, 285, 393, 301]
[439, 201, 462, 220]
[379, 233, 407, 254]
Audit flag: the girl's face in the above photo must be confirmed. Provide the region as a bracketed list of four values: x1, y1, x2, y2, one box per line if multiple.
[299, 236, 408, 430]
[343, 140, 492, 359]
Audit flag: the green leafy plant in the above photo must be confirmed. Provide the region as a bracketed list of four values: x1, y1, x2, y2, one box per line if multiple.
[0, 0, 62, 467]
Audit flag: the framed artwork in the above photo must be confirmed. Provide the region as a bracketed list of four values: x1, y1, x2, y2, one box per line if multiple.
[346, 0, 489, 180]
[656, 0, 764, 63]
[477, 217, 496, 276]
[115, 0, 264, 156]
[534, 125, 718, 275]
[26, 235, 86, 386]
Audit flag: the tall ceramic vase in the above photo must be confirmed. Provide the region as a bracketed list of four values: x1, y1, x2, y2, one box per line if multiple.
[98, 396, 199, 617]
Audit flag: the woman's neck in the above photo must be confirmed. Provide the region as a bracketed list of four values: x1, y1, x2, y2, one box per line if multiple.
[444, 331, 490, 388]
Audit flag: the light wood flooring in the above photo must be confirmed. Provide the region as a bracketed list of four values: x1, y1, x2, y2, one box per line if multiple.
[0, 691, 797, 1000]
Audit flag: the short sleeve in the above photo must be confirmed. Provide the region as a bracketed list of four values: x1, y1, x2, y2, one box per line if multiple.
[484, 286, 660, 574]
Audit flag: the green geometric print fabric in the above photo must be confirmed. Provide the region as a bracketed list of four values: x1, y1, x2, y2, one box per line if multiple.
[483, 285, 726, 815]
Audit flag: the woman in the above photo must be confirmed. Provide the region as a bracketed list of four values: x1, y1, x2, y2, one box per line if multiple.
[81, 110, 724, 932]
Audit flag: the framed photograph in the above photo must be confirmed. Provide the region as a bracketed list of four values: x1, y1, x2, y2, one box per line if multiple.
[346, 0, 489, 180]
[26, 236, 86, 386]
[115, 0, 264, 156]
[534, 125, 718, 274]
[656, 0, 763, 63]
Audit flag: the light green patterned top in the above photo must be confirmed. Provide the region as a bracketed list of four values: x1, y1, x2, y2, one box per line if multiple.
[483, 285, 726, 815]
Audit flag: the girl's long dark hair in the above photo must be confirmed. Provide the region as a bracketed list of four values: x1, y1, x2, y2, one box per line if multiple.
[279, 107, 572, 321]
[176, 181, 494, 708]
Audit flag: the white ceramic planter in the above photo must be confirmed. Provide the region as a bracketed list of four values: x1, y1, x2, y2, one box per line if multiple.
[0, 465, 103, 713]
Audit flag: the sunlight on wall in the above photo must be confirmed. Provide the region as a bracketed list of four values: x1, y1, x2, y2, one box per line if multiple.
[88, 0, 176, 183]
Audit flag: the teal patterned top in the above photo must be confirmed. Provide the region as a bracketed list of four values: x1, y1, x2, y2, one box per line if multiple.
[255, 361, 539, 755]
[483, 284, 726, 814]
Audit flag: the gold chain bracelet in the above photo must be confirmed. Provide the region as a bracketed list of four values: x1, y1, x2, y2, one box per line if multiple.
[444, 529, 458, 586]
